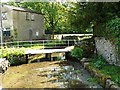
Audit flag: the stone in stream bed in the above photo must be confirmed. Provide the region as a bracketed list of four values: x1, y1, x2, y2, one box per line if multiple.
[65, 80, 88, 88]
[0, 58, 10, 73]
[47, 74, 52, 79]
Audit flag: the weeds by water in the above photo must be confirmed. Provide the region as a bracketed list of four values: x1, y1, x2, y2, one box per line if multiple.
[90, 55, 120, 86]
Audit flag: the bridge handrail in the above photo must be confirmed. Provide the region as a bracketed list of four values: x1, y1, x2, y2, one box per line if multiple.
[0, 39, 79, 48]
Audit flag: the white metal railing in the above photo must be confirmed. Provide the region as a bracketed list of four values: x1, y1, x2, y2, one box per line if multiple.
[1, 40, 79, 49]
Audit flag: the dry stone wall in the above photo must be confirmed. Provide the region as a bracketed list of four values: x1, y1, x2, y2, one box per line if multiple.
[95, 37, 120, 66]
[0, 58, 10, 73]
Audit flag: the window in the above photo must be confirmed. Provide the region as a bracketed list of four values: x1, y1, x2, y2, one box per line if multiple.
[3, 28, 11, 36]
[3, 31, 10, 36]
[36, 31, 39, 36]
[26, 13, 30, 20]
[2, 12, 7, 20]
[31, 14, 35, 21]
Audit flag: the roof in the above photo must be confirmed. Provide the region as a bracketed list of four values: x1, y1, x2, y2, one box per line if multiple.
[4, 5, 44, 15]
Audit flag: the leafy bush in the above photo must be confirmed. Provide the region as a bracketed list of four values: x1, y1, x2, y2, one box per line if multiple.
[70, 47, 84, 60]
[0, 47, 26, 65]
[90, 55, 106, 69]
[107, 18, 120, 37]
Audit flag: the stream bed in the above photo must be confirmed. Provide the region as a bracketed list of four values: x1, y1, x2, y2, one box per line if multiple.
[2, 61, 104, 88]
[36, 61, 104, 88]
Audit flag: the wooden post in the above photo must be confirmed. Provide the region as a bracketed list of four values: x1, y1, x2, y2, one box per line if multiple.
[26, 54, 28, 63]
[45, 53, 51, 61]
[65, 52, 70, 60]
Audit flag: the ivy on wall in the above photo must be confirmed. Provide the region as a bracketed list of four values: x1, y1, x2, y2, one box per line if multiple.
[107, 18, 120, 57]
[107, 18, 120, 43]
[95, 18, 120, 59]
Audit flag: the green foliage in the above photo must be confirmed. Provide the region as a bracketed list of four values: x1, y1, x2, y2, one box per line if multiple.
[87, 77, 98, 84]
[71, 2, 119, 34]
[106, 18, 120, 58]
[107, 18, 120, 44]
[90, 55, 120, 86]
[70, 47, 84, 60]
[91, 55, 106, 69]
[7, 2, 119, 34]
[0, 46, 44, 65]
[0, 47, 26, 65]
[7, 2, 91, 34]
[13, 28, 18, 40]
[101, 65, 120, 86]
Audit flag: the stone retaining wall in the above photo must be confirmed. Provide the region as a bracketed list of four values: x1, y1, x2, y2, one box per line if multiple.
[0, 58, 10, 73]
[95, 37, 120, 65]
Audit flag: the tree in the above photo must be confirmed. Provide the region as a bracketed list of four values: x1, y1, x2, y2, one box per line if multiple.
[70, 2, 120, 35]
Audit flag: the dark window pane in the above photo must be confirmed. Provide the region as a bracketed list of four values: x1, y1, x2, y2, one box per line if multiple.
[3, 31, 10, 36]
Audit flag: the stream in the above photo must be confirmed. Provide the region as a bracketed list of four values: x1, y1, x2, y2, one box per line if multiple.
[43, 61, 104, 88]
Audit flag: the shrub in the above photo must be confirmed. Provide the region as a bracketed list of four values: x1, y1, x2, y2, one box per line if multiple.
[70, 47, 84, 60]
[91, 55, 106, 70]
[0, 47, 26, 66]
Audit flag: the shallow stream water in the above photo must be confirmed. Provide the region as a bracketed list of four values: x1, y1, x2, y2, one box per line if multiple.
[47, 62, 103, 88]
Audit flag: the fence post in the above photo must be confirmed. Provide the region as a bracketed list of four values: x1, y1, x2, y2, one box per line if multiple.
[17, 41, 19, 48]
[68, 40, 69, 47]
[30, 40, 32, 47]
[55, 40, 56, 47]
[43, 40, 44, 49]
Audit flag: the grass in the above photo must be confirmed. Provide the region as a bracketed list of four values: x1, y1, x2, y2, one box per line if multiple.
[101, 65, 120, 85]
[87, 77, 98, 85]
[90, 56, 120, 86]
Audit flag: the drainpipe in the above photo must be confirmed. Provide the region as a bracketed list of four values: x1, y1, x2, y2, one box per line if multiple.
[0, 0, 3, 48]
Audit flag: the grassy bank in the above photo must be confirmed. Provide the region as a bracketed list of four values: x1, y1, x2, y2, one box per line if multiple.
[89, 56, 120, 86]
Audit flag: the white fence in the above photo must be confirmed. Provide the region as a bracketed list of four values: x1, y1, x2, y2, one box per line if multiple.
[1, 40, 78, 49]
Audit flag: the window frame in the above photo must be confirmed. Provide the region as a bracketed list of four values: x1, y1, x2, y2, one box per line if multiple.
[3, 28, 11, 36]
[31, 14, 35, 21]
[26, 13, 30, 20]
[2, 12, 7, 20]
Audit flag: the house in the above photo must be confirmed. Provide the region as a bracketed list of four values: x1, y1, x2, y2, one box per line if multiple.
[1, 5, 45, 41]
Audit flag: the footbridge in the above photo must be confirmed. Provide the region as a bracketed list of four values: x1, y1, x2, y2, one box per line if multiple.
[1, 39, 78, 63]
[25, 46, 74, 54]
[25, 46, 74, 63]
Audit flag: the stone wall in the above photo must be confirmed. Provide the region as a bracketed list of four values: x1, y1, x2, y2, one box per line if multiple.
[0, 58, 10, 73]
[95, 37, 120, 65]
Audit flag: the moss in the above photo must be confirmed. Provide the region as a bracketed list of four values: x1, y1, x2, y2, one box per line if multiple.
[87, 64, 111, 87]
[100, 75, 111, 88]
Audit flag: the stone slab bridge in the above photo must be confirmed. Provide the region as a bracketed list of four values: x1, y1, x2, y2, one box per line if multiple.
[25, 46, 74, 63]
